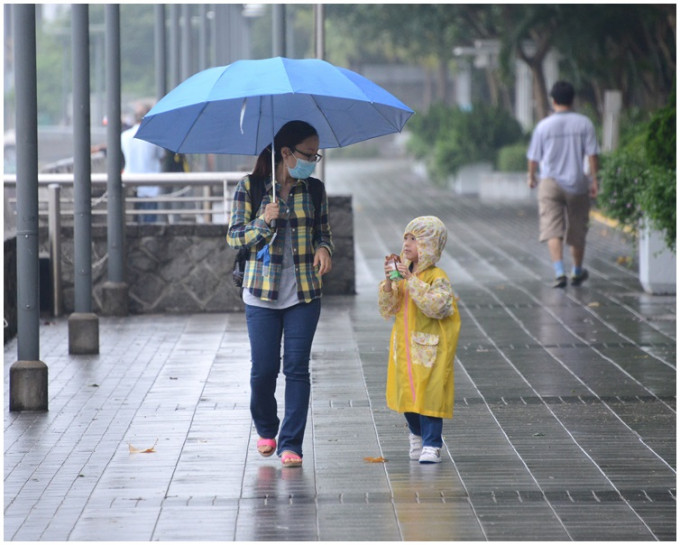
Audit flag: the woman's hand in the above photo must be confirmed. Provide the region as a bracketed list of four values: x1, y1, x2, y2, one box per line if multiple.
[263, 202, 280, 226]
[314, 247, 332, 276]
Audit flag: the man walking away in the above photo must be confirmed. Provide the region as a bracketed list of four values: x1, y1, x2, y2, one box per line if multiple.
[527, 81, 600, 288]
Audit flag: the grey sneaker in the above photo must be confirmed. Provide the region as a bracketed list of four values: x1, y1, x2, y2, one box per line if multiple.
[409, 433, 422, 460]
[419, 446, 441, 464]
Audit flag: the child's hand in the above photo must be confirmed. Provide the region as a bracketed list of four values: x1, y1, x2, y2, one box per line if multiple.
[383, 258, 394, 280]
[397, 262, 412, 279]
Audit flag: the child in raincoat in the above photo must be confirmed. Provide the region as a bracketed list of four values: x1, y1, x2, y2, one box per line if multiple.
[378, 216, 461, 464]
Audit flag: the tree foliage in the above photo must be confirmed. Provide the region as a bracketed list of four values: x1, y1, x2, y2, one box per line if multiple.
[598, 88, 676, 252]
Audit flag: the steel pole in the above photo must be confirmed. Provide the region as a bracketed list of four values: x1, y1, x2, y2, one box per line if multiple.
[181, 4, 192, 81]
[47, 185, 62, 316]
[10, 3, 48, 411]
[13, 4, 40, 363]
[272, 4, 285, 57]
[105, 5, 124, 283]
[69, 4, 99, 353]
[155, 4, 167, 100]
[169, 4, 180, 88]
[102, 4, 129, 316]
[72, 4, 92, 313]
[198, 4, 208, 70]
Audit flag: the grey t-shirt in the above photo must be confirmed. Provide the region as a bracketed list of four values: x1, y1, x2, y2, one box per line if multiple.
[527, 111, 599, 194]
[243, 221, 299, 309]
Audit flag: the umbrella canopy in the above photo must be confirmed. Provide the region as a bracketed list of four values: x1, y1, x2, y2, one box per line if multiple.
[135, 56, 414, 155]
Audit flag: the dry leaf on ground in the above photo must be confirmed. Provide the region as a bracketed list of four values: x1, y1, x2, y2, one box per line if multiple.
[363, 456, 387, 463]
[128, 439, 158, 453]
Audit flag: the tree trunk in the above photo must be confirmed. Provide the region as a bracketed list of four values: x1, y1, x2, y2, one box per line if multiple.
[436, 58, 450, 105]
[530, 61, 549, 121]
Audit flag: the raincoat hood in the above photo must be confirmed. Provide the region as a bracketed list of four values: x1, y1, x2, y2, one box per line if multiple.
[402, 216, 447, 274]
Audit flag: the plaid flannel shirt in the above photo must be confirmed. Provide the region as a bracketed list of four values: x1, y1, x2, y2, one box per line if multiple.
[227, 175, 334, 303]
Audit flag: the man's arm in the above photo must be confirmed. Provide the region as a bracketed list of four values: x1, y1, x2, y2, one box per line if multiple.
[588, 155, 599, 198]
[527, 159, 539, 189]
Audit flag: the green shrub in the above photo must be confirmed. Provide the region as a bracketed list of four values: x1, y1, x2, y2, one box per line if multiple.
[597, 135, 647, 233]
[637, 165, 676, 251]
[408, 102, 524, 181]
[405, 103, 452, 160]
[598, 91, 676, 253]
[497, 142, 529, 172]
[645, 87, 676, 170]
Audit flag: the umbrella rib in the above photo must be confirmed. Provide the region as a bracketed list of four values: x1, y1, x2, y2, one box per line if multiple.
[309, 95, 342, 148]
[175, 102, 212, 153]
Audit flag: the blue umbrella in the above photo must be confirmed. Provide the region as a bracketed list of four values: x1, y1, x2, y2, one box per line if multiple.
[136, 57, 414, 159]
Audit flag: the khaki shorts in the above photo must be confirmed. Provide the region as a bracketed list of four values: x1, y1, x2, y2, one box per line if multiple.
[538, 178, 590, 247]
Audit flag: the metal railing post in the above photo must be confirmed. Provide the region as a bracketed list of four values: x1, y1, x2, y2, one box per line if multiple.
[202, 185, 211, 224]
[47, 184, 62, 316]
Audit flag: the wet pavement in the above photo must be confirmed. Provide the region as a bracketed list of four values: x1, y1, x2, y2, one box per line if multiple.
[4, 158, 676, 541]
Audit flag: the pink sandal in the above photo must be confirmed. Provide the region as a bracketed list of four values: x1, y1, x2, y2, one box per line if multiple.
[257, 438, 276, 457]
[281, 450, 302, 468]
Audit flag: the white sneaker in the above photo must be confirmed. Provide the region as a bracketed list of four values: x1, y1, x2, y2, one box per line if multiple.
[419, 446, 441, 464]
[409, 433, 422, 460]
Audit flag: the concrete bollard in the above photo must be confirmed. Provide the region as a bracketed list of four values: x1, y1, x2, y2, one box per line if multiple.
[68, 312, 100, 354]
[101, 281, 129, 316]
[10, 360, 48, 411]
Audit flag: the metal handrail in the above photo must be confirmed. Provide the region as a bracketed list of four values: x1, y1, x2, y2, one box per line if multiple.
[4, 171, 249, 225]
[4, 171, 249, 317]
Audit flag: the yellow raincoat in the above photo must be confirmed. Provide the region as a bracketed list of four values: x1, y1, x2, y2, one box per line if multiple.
[378, 216, 460, 418]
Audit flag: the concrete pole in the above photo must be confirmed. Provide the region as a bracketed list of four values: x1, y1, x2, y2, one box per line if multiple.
[10, 3, 48, 412]
[155, 5, 167, 100]
[68, 4, 99, 354]
[272, 4, 285, 57]
[102, 4, 128, 316]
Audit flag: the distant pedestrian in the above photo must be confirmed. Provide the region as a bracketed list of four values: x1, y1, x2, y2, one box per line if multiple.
[378, 216, 461, 464]
[121, 104, 165, 223]
[227, 120, 333, 468]
[527, 80, 600, 288]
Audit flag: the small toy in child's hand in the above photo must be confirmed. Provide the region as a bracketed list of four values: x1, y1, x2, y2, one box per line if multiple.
[386, 253, 403, 280]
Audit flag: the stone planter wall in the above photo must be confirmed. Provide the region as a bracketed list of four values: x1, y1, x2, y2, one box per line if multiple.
[4, 195, 353, 322]
[479, 171, 533, 204]
[639, 221, 676, 295]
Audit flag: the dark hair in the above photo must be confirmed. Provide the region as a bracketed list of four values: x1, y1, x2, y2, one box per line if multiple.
[550, 81, 575, 107]
[251, 120, 318, 178]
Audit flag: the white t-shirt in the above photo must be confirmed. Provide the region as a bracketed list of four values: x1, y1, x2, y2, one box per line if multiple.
[121, 123, 165, 197]
[527, 111, 599, 194]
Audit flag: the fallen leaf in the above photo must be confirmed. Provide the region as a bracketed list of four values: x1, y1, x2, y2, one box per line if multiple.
[129, 439, 158, 453]
[364, 456, 387, 463]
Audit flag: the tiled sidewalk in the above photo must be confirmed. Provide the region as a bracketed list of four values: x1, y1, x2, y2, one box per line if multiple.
[4, 158, 676, 540]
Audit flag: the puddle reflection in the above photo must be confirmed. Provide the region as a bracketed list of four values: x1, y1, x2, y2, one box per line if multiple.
[238, 464, 318, 541]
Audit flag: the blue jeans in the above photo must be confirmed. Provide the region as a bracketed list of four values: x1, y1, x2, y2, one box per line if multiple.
[404, 412, 443, 448]
[245, 299, 321, 457]
[136, 200, 158, 223]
